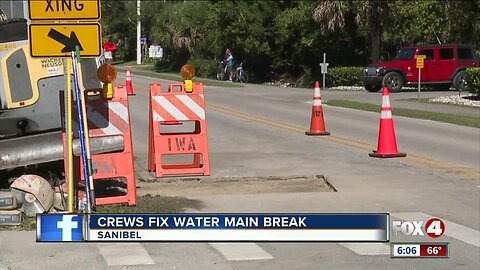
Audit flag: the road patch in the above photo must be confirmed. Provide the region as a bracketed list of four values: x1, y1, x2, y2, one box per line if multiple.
[136, 175, 336, 197]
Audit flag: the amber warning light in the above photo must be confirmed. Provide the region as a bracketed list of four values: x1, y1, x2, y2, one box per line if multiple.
[97, 63, 117, 99]
[180, 64, 195, 80]
[97, 63, 117, 83]
[180, 64, 195, 93]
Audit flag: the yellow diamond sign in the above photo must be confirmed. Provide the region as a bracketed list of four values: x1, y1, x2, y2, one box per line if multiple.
[28, 0, 101, 20]
[29, 23, 101, 57]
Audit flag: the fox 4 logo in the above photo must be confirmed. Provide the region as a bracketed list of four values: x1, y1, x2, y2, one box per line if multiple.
[392, 218, 445, 238]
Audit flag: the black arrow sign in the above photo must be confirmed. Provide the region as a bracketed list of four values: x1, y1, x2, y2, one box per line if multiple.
[47, 29, 84, 53]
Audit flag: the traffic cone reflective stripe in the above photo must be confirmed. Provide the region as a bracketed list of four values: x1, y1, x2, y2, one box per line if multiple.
[126, 67, 135, 96]
[305, 81, 330, 136]
[369, 87, 406, 158]
[382, 94, 391, 108]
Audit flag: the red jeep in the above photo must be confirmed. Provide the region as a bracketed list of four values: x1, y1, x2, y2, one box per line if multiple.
[361, 44, 479, 92]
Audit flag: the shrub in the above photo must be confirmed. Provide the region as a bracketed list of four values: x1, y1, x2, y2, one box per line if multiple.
[188, 56, 218, 79]
[295, 67, 313, 88]
[295, 73, 314, 88]
[154, 58, 175, 72]
[294, 66, 365, 88]
[325, 67, 364, 87]
[466, 67, 480, 96]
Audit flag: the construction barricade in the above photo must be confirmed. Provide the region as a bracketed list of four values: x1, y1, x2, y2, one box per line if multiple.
[60, 86, 137, 205]
[148, 82, 210, 177]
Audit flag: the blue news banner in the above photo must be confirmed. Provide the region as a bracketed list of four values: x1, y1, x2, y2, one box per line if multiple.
[37, 213, 389, 242]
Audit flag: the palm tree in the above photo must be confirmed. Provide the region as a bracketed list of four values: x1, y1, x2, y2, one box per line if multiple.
[312, 1, 350, 31]
[312, 0, 387, 63]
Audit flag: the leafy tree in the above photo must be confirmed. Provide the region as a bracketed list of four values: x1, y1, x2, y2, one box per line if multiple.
[203, 1, 290, 80]
[100, 0, 479, 84]
[312, 0, 389, 63]
[144, 1, 209, 71]
[100, 0, 137, 60]
[384, 0, 479, 59]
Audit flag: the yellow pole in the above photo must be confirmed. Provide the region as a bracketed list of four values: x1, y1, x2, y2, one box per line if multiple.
[67, 58, 74, 212]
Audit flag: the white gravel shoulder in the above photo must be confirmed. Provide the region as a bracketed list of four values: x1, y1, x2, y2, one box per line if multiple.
[326, 86, 480, 108]
[429, 94, 480, 107]
[265, 82, 480, 108]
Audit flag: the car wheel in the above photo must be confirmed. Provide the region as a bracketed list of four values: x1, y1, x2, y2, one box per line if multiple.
[382, 72, 404, 93]
[452, 71, 467, 91]
[364, 84, 381, 92]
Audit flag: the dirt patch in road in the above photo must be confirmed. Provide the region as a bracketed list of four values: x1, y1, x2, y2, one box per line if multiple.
[1, 175, 335, 231]
[137, 175, 336, 197]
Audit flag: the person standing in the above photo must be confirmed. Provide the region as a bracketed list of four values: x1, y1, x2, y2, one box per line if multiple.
[225, 48, 234, 81]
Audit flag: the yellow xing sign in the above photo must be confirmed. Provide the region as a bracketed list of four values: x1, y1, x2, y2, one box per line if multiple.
[28, 0, 101, 21]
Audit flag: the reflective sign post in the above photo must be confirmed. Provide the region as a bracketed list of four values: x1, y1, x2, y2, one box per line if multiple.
[319, 53, 329, 90]
[415, 55, 426, 100]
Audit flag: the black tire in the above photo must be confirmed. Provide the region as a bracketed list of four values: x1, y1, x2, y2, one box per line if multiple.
[452, 70, 467, 91]
[238, 72, 249, 83]
[364, 84, 381, 92]
[382, 72, 404, 93]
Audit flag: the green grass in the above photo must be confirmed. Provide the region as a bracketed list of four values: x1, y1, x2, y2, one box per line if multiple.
[114, 65, 244, 88]
[113, 60, 137, 66]
[326, 99, 480, 128]
[399, 97, 480, 109]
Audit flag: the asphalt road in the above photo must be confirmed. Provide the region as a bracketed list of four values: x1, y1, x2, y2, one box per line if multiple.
[123, 71, 480, 170]
[1, 71, 478, 270]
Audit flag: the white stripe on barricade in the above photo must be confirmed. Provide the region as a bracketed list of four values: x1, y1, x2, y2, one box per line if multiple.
[86, 106, 122, 135]
[176, 95, 205, 119]
[109, 102, 129, 124]
[153, 96, 189, 120]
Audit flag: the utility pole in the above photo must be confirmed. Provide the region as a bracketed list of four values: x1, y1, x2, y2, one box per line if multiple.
[136, 0, 142, 65]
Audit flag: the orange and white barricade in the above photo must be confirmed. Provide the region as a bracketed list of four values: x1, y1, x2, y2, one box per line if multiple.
[148, 82, 210, 177]
[60, 86, 137, 205]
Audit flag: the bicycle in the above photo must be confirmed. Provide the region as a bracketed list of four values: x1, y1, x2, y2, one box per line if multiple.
[234, 62, 248, 83]
[216, 61, 248, 83]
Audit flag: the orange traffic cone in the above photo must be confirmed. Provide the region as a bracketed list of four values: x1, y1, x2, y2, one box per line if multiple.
[305, 81, 330, 136]
[369, 87, 406, 158]
[126, 67, 135, 96]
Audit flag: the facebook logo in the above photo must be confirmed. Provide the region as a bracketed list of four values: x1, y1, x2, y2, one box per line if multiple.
[37, 214, 84, 242]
